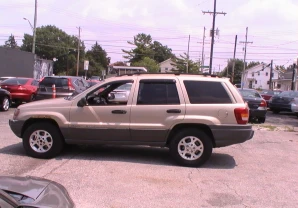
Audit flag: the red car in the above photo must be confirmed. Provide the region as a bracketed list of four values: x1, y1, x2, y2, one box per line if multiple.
[0, 77, 39, 104]
[260, 89, 282, 106]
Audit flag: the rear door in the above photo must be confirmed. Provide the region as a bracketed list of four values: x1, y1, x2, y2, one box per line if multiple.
[130, 78, 185, 143]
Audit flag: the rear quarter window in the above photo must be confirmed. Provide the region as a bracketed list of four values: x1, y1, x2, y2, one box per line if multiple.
[183, 80, 232, 104]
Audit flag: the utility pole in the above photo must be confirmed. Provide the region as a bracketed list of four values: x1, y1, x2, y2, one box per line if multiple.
[186, 34, 190, 73]
[202, 0, 226, 74]
[32, 0, 37, 54]
[269, 60, 273, 90]
[76, 27, 81, 76]
[240, 27, 253, 89]
[231, 35, 237, 83]
[201, 27, 206, 72]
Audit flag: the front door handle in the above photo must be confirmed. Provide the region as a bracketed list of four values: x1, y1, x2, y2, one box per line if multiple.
[166, 109, 181, 113]
[112, 110, 127, 114]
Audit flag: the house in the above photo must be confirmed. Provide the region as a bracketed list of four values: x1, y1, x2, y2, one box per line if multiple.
[159, 58, 178, 73]
[242, 63, 279, 90]
[276, 68, 298, 91]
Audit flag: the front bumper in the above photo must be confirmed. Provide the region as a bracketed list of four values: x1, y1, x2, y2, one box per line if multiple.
[210, 125, 254, 148]
[9, 119, 25, 138]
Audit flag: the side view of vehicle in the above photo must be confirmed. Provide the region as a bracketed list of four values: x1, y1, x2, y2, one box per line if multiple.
[9, 73, 254, 167]
[268, 91, 298, 114]
[36, 76, 89, 100]
[0, 77, 38, 105]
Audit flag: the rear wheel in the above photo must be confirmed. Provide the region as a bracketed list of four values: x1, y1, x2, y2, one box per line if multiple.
[23, 122, 64, 159]
[29, 94, 36, 102]
[169, 128, 213, 167]
[258, 117, 266, 123]
[0, 96, 10, 111]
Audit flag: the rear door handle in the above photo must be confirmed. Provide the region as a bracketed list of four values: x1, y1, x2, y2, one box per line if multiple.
[166, 109, 181, 113]
[112, 110, 127, 114]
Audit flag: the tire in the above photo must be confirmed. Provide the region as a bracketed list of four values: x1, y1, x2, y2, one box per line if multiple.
[0, 96, 10, 111]
[29, 94, 36, 102]
[258, 117, 266, 123]
[272, 110, 280, 114]
[23, 122, 64, 159]
[169, 128, 213, 167]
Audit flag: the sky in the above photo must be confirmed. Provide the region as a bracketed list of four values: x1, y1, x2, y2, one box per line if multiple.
[0, 0, 297, 73]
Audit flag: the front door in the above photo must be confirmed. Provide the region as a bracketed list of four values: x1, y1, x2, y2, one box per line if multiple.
[68, 80, 134, 143]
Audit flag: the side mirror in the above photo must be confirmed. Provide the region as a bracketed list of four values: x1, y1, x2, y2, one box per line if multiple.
[77, 97, 87, 107]
[108, 93, 115, 100]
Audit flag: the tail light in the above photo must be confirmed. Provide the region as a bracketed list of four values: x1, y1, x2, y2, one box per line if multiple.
[260, 100, 267, 107]
[234, 107, 249, 124]
[68, 78, 75, 91]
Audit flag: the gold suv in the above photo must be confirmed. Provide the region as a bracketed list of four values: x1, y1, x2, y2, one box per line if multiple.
[9, 73, 254, 167]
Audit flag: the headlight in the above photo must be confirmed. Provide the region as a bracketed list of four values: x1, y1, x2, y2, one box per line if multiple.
[13, 109, 20, 120]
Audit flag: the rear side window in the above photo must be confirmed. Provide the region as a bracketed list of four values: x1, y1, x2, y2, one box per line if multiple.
[137, 80, 180, 105]
[1, 78, 29, 85]
[40, 77, 68, 87]
[184, 80, 232, 104]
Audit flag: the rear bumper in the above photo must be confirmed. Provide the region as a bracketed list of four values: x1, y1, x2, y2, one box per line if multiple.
[249, 108, 267, 118]
[210, 125, 254, 148]
[9, 119, 25, 138]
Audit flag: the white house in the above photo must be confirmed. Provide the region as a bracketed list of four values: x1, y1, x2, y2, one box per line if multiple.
[276, 68, 298, 91]
[242, 63, 279, 90]
[159, 58, 178, 73]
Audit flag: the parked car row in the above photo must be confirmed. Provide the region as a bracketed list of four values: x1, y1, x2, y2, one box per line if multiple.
[0, 76, 95, 111]
[268, 90, 298, 117]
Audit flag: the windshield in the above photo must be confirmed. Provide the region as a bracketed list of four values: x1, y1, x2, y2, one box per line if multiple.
[278, 91, 298, 97]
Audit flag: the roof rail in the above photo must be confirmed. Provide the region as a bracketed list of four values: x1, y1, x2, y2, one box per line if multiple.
[116, 72, 221, 77]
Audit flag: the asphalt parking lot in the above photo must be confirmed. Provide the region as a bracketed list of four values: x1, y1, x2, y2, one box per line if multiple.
[0, 107, 297, 208]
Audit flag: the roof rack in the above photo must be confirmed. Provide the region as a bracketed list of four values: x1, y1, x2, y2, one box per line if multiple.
[116, 72, 221, 78]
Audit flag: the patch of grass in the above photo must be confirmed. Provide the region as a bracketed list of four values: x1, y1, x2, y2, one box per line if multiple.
[258, 125, 277, 131]
[284, 126, 295, 132]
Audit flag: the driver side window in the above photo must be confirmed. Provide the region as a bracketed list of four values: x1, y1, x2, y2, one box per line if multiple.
[86, 81, 133, 106]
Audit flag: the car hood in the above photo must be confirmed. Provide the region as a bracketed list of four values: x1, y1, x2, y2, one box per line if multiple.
[18, 97, 72, 110]
[0, 176, 74, 208]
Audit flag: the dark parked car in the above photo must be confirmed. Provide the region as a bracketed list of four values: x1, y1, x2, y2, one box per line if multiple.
[36, 76, 89, 100]
[0, 88, 11, 111]
[268, 90, 298, 114]
[0, 176, 74, 208]
[260, 89, 282, 106]
[0, 77, 39, 104]
[238, 88, 267, 123]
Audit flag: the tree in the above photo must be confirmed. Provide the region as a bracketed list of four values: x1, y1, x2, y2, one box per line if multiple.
[247, 61, 260, 69]
[150, 41, 174, 63]
[85, 42, 110, 77]
[3, 34, 19, 49]
[112, 61, 127, 66]
[122, 33, 174, 64]
[21, 25, 85, 75]
[219, 59, 244, 84]
[132, 57, 159, 73]
[172, 53, 200, 74]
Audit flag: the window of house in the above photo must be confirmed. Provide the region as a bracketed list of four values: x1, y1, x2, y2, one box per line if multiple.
[272, 73, 274, 77]
[183, 81, 232, 104]
[266, 72, 268, 76]
[137, 80, 180, 105]
[165, 67, 168, 71]
[255, 80, 257, 84]
[258, 72, 260, 76]
[252, 72, 254, 77]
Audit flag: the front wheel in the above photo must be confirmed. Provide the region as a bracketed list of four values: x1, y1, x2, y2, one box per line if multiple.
[258, 117, 266, 123]
[0, 96, 10, 111]
[23, 122, 64, 159]
[169, 128, 213, 167]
